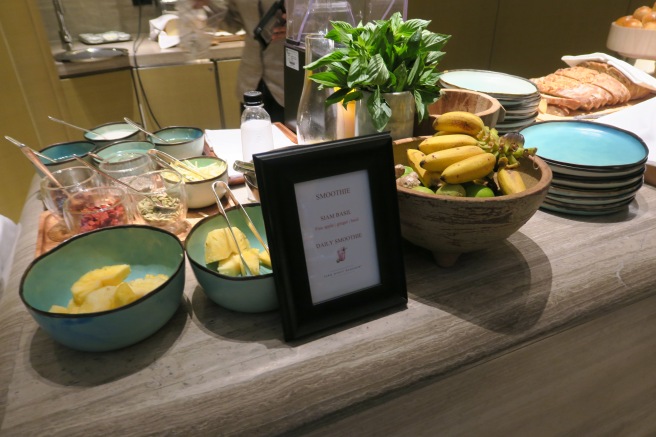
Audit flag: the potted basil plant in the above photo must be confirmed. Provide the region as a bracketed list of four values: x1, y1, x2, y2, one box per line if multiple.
[304, 12, 451, 137]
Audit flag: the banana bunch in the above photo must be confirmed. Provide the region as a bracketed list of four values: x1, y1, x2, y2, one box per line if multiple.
[396, 111, 538, 197]
[477, 129, 537, 170]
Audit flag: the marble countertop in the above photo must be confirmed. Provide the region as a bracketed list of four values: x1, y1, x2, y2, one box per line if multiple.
[52, 37, 244, 78]
[1, 176, 656, 435]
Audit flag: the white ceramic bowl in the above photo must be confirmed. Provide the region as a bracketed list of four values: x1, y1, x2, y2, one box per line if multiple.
[176, 156, 229, 209]
[84, 121, 142, 149]
[149, 127, 204, 160]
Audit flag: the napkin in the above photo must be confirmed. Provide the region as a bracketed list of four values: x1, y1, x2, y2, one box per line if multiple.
[149, 14, 180, 49]
[205, 127, 295, 178]
[0, 215, 20, 295]
[562, 52, 656, 92]
[598, 96, 656, 165]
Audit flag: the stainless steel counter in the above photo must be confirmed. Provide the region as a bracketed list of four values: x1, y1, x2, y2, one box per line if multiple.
[52, 38, 244, 78]
[1, 177, 655, 435]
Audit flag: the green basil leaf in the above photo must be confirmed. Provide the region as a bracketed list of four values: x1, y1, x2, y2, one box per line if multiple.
[367, 88, 392, 131]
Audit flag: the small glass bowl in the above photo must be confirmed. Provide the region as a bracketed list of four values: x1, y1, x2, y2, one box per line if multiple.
[99, 151, 154, 182]
[128, 169, 188, 234]
[40, 166, 103, 218]
[63, 186, 131, 234]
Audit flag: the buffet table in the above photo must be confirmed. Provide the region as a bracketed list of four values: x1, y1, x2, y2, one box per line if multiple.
[1, 175, 656, 435]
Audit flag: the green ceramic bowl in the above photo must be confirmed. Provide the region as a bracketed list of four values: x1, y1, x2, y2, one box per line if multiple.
[184, 204, 277, 313]
[20, 225, 185, 352]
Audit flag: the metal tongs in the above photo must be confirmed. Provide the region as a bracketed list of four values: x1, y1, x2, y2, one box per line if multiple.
[211, 181, 270, 277]
[147, 149, 205, 182]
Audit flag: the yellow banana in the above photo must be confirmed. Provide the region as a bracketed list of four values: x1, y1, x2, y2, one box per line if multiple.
[433, 111, 485, 136]
[420, 145, 484, 172]
[418, 134, 479, 154]
[497, 167, 527, 195]
[407, 149, 441, 189]
[441, 153, 496, 184]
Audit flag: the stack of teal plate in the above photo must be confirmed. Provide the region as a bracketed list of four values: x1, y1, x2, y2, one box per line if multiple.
[439, 69, 541, 134]
[520, 120, 648, 216]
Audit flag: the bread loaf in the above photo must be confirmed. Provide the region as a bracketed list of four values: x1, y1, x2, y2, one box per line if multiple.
[578, 61, 651, 100]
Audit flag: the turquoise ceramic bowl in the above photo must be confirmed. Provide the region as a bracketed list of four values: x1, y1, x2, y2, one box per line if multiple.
[84, 121, 142, 149]
[39, 141, 96, 175]
[93, 141, 155, 165]
[20, 226, 185, 352]
[150, 127, 204, 160]
[185, 204, 277, 313]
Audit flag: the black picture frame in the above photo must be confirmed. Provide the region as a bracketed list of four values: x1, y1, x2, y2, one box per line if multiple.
[253, 132, 407, 341]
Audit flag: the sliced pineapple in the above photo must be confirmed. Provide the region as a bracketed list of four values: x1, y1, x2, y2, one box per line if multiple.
[49, 304, 69, 314]
[127, 274, 169, 298]
[258, 250, 271, 269]
[205, 228, 233, 264]
[113, 282, 139, 308]
[71, 264, 131, 305]
[78, 285, 117, 313]
[240, 248, 260, 276]
[218, 254, 242, 276]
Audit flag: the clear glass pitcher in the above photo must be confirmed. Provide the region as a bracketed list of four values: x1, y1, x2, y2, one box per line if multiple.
[296, 34, 339, 144]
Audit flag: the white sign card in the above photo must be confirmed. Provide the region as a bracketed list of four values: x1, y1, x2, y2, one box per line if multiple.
[294, 170, 381, 304]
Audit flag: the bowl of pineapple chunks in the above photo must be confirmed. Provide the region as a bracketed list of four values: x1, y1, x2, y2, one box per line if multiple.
[394, 111, 552, 268]
[20, 225, 185, 352]
[184, 203, 277, 313]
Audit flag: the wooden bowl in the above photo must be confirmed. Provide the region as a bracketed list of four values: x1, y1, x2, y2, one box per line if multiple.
[414, 89, 505, 136]
[394, 137, 552, 267]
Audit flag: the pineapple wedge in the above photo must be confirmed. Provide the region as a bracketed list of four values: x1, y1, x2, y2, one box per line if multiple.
[49, 304, 69, 314]
[71, 264, 131, 305]
[78, 285, 117, 313]
[113, 282, 139, 308]
[258, 250, 271, 269]
[127, 274, 169, 298]
[205, 227, 250, 264]
[205, 228, 233, 264]
[218, 254, 242, 276]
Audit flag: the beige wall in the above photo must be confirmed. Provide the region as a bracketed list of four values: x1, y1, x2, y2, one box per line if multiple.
[0, 1, 70, 223]
[409, 0, 641, 78]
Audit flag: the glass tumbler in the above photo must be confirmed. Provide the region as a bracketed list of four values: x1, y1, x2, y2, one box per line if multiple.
[98, 151, 154, 183]
[63, 186, 131, 235]
[40, 166, 104, 241]
[128, 169, 188, 234]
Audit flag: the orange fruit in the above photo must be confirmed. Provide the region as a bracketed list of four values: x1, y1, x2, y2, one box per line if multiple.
[633, 5, 653, 21]
[642, 10, 656, 23]
[615, 15, 643, 27]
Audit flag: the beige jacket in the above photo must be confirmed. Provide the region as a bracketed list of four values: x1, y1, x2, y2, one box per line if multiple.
[207, 0, 285, 106]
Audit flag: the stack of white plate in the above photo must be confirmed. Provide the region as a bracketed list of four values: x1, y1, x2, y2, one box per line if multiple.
[439, 69, 541, 134]
[520, 120, 648, 216]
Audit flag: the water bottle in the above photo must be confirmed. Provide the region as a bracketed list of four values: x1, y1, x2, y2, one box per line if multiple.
[240, 91, 274, 162]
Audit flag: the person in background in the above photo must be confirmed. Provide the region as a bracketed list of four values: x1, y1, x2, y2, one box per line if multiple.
[192, 0, 286, 122]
